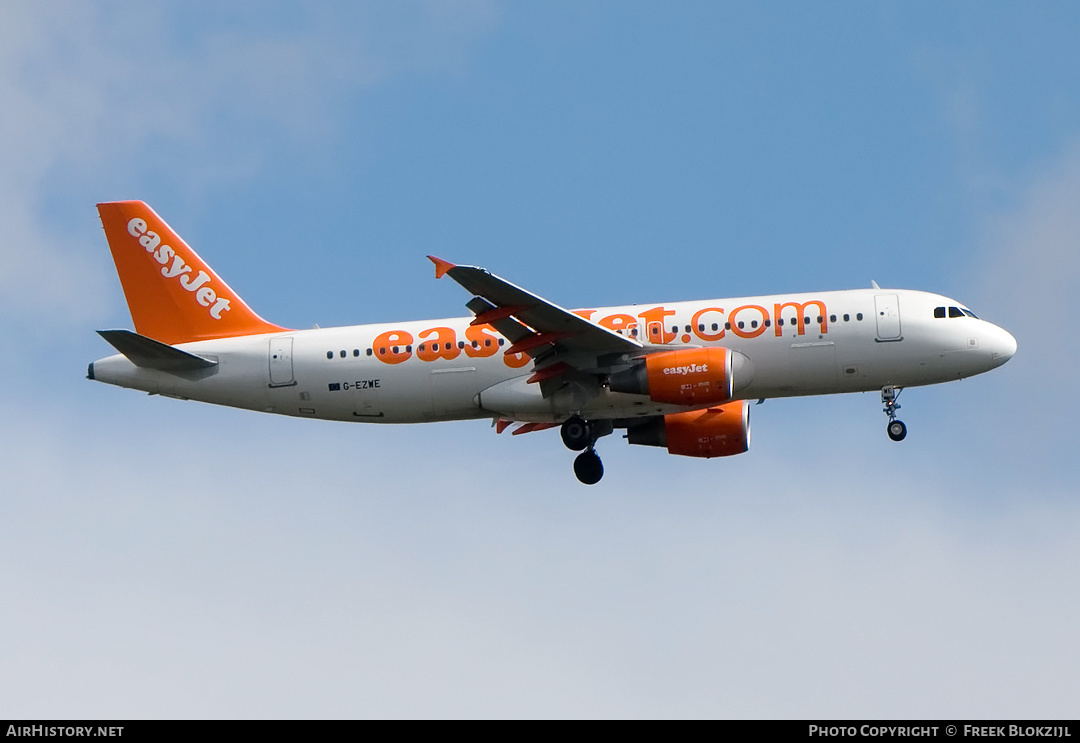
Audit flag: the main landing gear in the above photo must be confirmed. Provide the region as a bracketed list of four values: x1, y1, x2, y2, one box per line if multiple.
[561, 415, 611, 485]
[882, 386, 907, 442]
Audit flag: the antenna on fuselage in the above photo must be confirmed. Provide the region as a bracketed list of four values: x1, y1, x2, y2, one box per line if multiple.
[870, 280, 881, 289]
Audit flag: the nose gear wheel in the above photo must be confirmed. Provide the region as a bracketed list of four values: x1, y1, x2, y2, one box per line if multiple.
[882, 387, 907, 441]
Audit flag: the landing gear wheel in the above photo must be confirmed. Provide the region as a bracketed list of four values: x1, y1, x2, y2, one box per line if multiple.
[561, 415, 592, 451]
[881, 386, 906, 442]
[573, 449, 604, 485]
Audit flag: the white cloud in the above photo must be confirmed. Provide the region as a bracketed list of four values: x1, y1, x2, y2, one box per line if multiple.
[975, 141, 1080, 371]
[0, 0, 498, 330]
[2, 390, 1078, 717]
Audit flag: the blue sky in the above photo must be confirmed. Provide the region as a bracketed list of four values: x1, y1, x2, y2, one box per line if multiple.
[2, 1, 1079, 718]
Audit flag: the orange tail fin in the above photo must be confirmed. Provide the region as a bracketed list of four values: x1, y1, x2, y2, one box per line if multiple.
[98, 201, 287, 345]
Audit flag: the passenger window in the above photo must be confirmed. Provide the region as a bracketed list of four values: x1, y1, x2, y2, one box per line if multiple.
[737, 321, 745, 329]
[711, 323, 718, 331]
[934, 307, 946, 318]
[843, 314, 850, 322]
[764, 319, 771, 328]
[830, 315, 837, 323]
[366, 348, 373, 356]
[353, 349, 359, 357]
[326, 351, 333, 360]
[750, 320, 758, 328]
[778, 318, 784, 327]
[856, 313, 863, 321]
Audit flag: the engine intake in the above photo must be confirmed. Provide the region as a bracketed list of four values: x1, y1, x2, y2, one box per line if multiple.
[626, 401, 750, 458]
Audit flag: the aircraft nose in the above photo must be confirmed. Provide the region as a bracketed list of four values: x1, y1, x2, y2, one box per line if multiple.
[990, 326, 1017, 368]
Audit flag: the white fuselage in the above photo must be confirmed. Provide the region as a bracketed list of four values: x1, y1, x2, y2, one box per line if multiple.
[90, 288, 1016, 424]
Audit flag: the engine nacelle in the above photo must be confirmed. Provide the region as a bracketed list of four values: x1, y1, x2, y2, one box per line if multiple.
[609, 347, 752, 406]
[626, 400, 750, 458]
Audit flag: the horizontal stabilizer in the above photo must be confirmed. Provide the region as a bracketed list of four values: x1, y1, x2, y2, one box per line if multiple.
[96, 329, 218, 372]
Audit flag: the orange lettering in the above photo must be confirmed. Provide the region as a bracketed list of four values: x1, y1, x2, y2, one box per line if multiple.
[599, 313, 637, 334]
[774, 300, 828, 336]
[729, 305, 768, 338]
[691, 307, 726, 341]
[464, 324, 500, 358]
[638, 306, 677, 344]
[372, 330, 414, 364]
[573, 309, 597, 320]
[417, 326, 461, 362]
[504, 350, 530, 368]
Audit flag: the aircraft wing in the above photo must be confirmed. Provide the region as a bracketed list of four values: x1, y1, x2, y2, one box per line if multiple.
[428, 256, 643, 359]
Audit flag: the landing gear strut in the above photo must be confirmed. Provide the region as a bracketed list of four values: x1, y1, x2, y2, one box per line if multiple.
[882, 386, 907, 442]
[561, 416, 611, 484]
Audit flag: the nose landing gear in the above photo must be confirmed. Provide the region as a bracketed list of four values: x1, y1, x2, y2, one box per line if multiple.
[882, 386, 907, 441]
[561, 415, 611, 484]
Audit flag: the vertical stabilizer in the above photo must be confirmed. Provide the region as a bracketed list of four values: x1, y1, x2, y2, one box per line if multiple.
[98, 201, 287, 344]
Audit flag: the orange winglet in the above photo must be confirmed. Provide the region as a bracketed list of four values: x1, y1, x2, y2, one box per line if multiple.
[511, 422, 560, 435]
[470, 305, 528, 326]
[504, 331, 573, 356]
[527, 362, 571, 384]
[427, 255, 456, 279]
[495, 419, 514, 434]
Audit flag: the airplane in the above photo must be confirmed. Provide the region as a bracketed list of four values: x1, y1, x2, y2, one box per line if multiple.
[88, 200, 1017, 484]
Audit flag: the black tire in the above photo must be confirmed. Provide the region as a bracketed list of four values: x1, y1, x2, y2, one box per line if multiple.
[887, 420, 907, 442]
[561, 415, 592, 451]
[573, 449, 604, 485]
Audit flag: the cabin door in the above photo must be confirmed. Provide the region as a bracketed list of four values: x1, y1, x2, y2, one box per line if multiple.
[268, 337, 295, 387]
[874, 295, 902, 341]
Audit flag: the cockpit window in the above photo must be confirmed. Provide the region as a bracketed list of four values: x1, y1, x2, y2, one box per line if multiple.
[961, 309, 978, 318]
[934, 307, 946, 319]
[949, 306, 964, 318]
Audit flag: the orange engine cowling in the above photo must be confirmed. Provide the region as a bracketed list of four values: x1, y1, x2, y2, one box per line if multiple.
[609, 347, 733, 406]
[626, 400, 750, 458]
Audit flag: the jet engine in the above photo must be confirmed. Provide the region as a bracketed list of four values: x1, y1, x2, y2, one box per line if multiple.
[626, 401, 750, 458]
[609, 347, 752, 406]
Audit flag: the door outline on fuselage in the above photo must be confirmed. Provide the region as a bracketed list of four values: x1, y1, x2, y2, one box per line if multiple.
[430, 366, 480, 418]
[352, 375, 383, 418]
[874, 294, 902, 342]
[268, 337, 296, 387]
